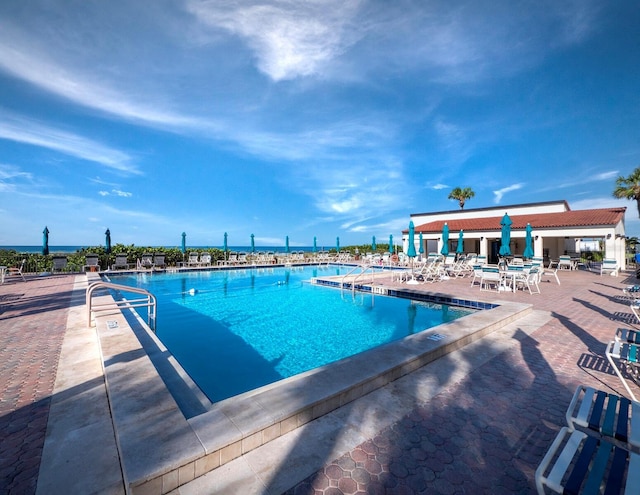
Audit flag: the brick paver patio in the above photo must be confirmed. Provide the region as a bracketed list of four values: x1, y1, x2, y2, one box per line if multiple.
[1, 267, 639, 494]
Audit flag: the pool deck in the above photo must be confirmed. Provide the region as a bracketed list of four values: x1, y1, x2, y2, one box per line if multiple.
[1, 265, 638, 494]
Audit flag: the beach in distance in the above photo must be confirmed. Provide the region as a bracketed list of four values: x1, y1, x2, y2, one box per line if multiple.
[0, 245, 328, 254]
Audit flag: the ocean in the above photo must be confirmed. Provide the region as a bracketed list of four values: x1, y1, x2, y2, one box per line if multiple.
[0, 245, 325, 254]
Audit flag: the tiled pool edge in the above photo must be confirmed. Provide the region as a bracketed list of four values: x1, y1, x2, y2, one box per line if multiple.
[91, 274, 532, 494]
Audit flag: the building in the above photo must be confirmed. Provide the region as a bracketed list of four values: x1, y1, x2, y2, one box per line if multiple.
[404, 200, 627, 268]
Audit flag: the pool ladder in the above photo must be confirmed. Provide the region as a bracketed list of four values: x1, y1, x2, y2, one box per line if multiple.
[86, 281, 157, 331]
[340, 264, 381, 296]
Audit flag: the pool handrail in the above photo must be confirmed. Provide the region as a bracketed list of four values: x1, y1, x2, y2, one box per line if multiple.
[86, 281, 157, 331]
[340, 263, 380, 296]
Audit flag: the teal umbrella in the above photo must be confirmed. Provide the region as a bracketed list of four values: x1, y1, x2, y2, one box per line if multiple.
[499, 213, 512, 256]
[389, 234, 393, 253]
[419, 232, 424, 254]
[523, 223, 534, 258]
[456, 229, 464, 254]
[313, 236, 317, 253]
[105, 228, 111, 254]
[441, 223, 449, 256]
[285, 236, 290, 253]
[336, 236, 340, 252]
[407, 221, 417, 257]
[250, 234, 255, 253]
[223, 232, 228, 259]
[181, 232, 186, 254]
[42, 226, 49, 255]
[372, 236, 376, 251]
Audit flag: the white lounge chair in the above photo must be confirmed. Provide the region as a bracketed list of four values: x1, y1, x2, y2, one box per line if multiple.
[558, 255, 574, 270]
[606, 338, 640, 402]
[188, 252, 200, 266]
[138, 253, 154, 270]
[199, 253, 212, 266]
[480, 266, 502, 292]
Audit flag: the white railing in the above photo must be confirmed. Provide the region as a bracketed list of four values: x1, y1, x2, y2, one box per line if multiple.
[86, 281, 157, 331]
[340, 264, 381, 296]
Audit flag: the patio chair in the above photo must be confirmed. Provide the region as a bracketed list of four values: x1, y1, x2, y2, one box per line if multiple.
[188, 252, 200, 266]
[514, 268, 540, 294]
[111, 254, 130, 271]
[558, 255, 574, 270]
[5, 259, 26, 282]
[84, 254, 99, 272]
[199, 253, 212, 266]
[606, 338, 640, 402]
[52, 256, 68, 273]
[480, 266, 502, 292]
[601, 258, 619, 276]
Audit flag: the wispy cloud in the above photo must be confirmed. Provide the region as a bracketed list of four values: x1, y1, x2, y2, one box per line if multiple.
[493, 183, 524, 203]
[0, 163, 33, 192]
[0, 112, 140, 174]
[99, 189, 133, 197]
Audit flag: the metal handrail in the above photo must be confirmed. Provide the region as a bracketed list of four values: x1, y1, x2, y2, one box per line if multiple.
[86, 281, 157, 331]
[340, 264, 380, 296]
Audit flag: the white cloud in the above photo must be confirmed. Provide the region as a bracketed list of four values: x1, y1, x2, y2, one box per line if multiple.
[0, 112, 139, 174]
[493, 183, 524, 203]
[186, 0, 363, 81]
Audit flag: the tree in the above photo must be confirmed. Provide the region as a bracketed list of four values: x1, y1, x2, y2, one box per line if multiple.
[448, 187, 475, 209]
[613, 167, 640, 218]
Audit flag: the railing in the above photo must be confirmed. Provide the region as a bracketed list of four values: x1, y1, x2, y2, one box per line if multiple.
[340, 264, 381, 296]
[86, 281, 157, 331]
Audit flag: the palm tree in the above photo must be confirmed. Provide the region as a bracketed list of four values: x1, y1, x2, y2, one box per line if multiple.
[448, 187, 475, 209]
[613, 167, 640, 218]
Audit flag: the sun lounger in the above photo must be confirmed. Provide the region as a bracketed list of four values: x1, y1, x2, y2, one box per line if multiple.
[111, 254, 130, 271]
[153, 253, 166, 269]
[138, 253, 154, 270]
[565, 385, 640, 450]
[199, 253, 212, 266]
[606, 338, 640, 402]
[52, 256, 68, 273]
[84, 254, 99, 272]
[188, 252, 200, 267]
[535, 426, 640, 494]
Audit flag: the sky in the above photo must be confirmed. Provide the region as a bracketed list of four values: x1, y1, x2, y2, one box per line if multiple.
[1, 0, 639, 249]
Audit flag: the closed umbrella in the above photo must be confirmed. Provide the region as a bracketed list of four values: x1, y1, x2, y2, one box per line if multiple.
[456, 229, 464, 254]
[372, 236, 376, 252]
[223, 232, 228, 260]
[250, 234, 255, 253]
[42, 226, 49, 256]
[406, 221, 418, 284]
[441, 223, 449, 256]
[336, 236, 340, 253]
[105, 228, 111, 254]
[419, 232, 424, 255]
[523, 223, 534, 259]
[285, 235, 290, 253]
[499, 213, 512, 256]
[389, 234, 394, 253]
[313, 236, 317, 253]
[181, 232, 186, 254]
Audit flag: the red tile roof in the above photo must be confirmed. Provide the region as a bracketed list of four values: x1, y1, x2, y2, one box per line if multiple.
[409, 208, 626, 233]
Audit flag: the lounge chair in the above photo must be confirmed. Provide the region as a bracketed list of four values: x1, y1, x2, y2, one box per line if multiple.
[188, 252, 200, 267]
[138, 253, 154, 270]
[514, 268, 540, 294]
[199, 253, 212, 266]
[606, 338, 640, 402]
[5, 259, 26, 282]
[52, 256, 68, 273]
[558, 255, 574, 270]
[153, 254, 166, 269]
[535, 426, 640, 494]
[536, 384, 640, 495]
[111, 254, 130, 271]
[84, 254, 99, 272]
[601, 258, 618, 276]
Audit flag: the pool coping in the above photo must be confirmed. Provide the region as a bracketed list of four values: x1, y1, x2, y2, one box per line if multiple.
[89, 271, 533, 494]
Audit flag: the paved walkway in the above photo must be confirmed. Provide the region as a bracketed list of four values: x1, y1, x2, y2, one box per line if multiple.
[0, 267, 638, 494]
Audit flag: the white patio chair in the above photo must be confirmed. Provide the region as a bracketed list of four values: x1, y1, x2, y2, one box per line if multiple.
[5, 259, 26, 282]
[601, 259, 618, 276]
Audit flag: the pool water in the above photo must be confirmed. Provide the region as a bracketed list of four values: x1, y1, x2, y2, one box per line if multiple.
[110, 265, 472, 402]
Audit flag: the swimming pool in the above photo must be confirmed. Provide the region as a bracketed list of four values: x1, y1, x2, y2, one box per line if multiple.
[109, 265, 473, 402]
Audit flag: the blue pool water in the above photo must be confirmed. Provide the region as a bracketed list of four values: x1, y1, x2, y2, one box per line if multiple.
[110, 265, 472, 402]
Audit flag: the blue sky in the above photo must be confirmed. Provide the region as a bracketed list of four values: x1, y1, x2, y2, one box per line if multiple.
[1, 1, 639, 248]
